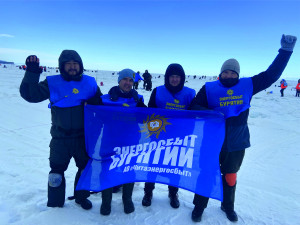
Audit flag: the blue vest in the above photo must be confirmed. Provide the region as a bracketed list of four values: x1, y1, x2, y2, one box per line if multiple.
[206, 78, 253, 119]
[101, 94, 144, 107]
[47, 74, 98, 108]
[155, 85, 196, 110]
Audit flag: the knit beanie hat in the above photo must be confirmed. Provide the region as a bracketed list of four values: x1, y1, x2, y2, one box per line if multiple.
[118, 69, 135, 83]
[220, 58, 240, 76]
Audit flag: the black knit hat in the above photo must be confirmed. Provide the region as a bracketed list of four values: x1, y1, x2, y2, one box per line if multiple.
[164, 63, 185, 93]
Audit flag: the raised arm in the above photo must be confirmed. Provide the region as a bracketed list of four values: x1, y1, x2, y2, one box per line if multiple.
[19, 55, 50, 103]
[252, 35, 297, 95]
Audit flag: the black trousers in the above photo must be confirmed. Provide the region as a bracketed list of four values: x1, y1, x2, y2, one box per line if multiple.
[193, 150, 245, 210]
[47, 137, 90, 207]
[102, 183, 134, 205]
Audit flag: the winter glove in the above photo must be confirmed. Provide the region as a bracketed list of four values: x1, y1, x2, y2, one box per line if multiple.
[25, 55, 43, 74]
[136, 97, 147, 107]
[280, 34, 297, 52]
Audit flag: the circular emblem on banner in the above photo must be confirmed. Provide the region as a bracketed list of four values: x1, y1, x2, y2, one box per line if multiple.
[140, 113, 171, 138]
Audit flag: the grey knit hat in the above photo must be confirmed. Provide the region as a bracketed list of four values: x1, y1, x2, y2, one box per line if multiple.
[118, 68, 135, 83]
[220, 58, 240, 75]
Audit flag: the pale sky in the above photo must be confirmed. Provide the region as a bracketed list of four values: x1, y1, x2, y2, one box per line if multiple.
[1, 0, 299, 78]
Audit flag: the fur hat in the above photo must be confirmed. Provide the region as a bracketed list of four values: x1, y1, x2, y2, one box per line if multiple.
[220, 58, 240, 76]
[118, 69, 135, 83]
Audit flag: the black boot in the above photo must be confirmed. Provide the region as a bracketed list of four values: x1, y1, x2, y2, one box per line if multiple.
[75, 198, 92, 210]
[142, 191, 153, 207]
[74, 169, 92, 210]
[221, 205, 238, 222]
[169, 193, 180, 208]
[221, 175, 238, 222]
[100, 188, 112, 215]
[47, 175, 66, 207]
[123, 200, 135, 214]
[123, 183, 135, 214]
[191, 206, 204, 222]
[168, 186, 180, 208]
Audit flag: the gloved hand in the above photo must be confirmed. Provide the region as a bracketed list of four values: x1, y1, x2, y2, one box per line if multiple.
[281, 34, 297, 52]
[25, 55, 43, 74]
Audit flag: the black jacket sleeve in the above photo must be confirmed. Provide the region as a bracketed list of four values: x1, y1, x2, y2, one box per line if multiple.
[189, 85, 209, 110]
[86, 86, 104, 105]
[19, 71, 50, 103]
[251, 49, 292, 95]
[148, 88, 158, 108]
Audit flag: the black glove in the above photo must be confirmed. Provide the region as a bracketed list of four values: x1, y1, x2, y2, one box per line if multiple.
[25, 55, 43, 74]
[136, 97, 147, 107]
[281, 34, 297, 52]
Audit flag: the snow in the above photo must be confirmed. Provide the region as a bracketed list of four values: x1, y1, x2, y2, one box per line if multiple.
[0, 64, 300, 225]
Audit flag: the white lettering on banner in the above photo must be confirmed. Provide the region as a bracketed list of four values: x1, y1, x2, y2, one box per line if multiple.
[123, 165, 192, 177]
[109, 135, 198, 170]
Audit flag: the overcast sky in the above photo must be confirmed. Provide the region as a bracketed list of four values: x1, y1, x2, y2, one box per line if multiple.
[1, 0, 299, 78]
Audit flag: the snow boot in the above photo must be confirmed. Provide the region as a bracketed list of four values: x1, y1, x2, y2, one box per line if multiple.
[75, 198, 92, 210]
[47, 174, 66, 207]
[169, 193, 180, 208]
[123, 200, 135, 214]
[221, 205, 238, 222]
[142, 192, 153, 207]
[191, 206, 204, 222]
[122, 183, 135, 214]
[100, 188, 112, 215]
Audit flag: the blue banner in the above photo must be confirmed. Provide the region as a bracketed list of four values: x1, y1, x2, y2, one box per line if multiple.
[76, 105, 225, 201]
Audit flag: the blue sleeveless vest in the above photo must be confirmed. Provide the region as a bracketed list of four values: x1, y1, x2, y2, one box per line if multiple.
[47, 74, 98, 108]
[206, 78, 253, 119]
[101, 94, 144, 107]
[156, 85, 196, 110]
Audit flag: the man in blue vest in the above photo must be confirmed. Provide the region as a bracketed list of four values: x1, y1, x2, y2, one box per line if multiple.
[87, 68, 146, 215]
[133, 71, 143, 90]
[142, 63, 196, 209]
[189, 34, 297, 222]
[20, 50, 102, 210]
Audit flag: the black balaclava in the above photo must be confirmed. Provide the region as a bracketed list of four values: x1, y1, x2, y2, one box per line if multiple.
[164, 63, 185, 94]
[219, 58, 240, 88]
[58, 50, 83, 81]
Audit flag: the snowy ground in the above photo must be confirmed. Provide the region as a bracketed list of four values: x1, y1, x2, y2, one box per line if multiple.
[0, 64, 300, 225]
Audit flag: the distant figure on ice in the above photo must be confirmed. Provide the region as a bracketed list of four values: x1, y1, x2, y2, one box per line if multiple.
[133, 71, 143, 90]
[142, 69, 152, 91]
[142, 63, 196, 209]
[19, 50, 102, 210]
[189, 34, 297, 223]
[87, 68, 146, 216]
[296, 79, 300, 97]
[280, 79, 288, 97]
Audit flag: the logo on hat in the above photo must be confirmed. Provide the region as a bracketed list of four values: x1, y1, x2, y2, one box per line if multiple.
[140, 113, 171, 138]
[174, 99, 179, 104]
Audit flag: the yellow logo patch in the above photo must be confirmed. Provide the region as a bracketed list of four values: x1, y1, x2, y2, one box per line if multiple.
[227, 89, 233, 96]
[72, 88, 79, 94]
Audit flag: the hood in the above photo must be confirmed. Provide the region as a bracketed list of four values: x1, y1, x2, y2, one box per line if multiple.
[164, 63, 185, 93]
[58, 50, 83, 81]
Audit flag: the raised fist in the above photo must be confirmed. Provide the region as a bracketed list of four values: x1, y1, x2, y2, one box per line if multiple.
[281, 34, 297, 52]
[25, 55, 43, 74]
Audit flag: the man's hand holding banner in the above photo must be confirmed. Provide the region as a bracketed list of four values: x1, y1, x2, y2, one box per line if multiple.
[76, 105, 225, 201]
